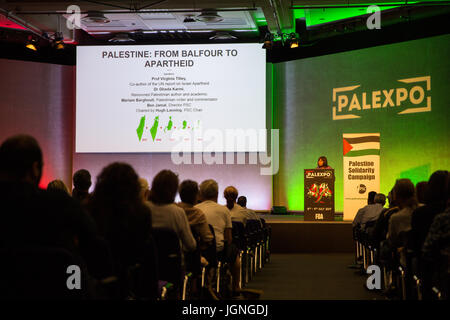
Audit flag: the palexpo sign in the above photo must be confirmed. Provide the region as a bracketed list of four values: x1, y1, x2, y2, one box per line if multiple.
[332, 76, 431, 120]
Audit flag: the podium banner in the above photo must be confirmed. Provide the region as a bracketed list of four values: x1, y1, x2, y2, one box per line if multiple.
[304, 169, 335, 221]
[343, 133, 380, 221]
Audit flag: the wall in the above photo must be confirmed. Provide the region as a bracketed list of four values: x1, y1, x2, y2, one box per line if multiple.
[0, 59, 74, 189]
[273, 34, 450, 213]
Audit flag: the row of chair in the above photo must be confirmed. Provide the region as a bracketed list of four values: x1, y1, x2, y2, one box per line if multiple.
[353, 226, 449, 300]
[153, 217, 271, 300]
[0, 218, 271, 300]
[232, 219, 271, 288]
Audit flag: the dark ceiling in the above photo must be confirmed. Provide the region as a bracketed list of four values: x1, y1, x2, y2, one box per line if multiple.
[0, 0, 449, 64]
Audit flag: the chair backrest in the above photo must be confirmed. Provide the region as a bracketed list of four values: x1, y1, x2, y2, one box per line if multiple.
[231, 221, 246, 250]
[0, 246, 90, 300]
[260, 218, 267, 227]
[365, 219, 377, 229]
[246, 220, 263, 245]
[126, 234, 159, 300]
[185, 227, 202, 276]
[151, 228, 182, 288]
[201, 225, 218, 268]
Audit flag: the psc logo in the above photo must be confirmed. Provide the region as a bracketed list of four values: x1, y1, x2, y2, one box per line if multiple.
[332, 76, 431, 120]
[358, 184, 367, 194]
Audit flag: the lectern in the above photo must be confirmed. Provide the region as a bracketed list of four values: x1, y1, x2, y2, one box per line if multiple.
[304, 169, 335, 221]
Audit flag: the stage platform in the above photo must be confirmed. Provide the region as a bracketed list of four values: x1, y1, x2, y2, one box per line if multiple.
[258, 214, 354, 254]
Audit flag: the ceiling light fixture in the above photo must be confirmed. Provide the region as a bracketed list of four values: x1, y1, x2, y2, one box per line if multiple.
[25, 35, 38, 51]
[209, 32, 237, 40]
[195, 10, 224, 23]
[82, 11, 110, 24]
[53, 32, 65, 50]
[262, 33, 273, 49]
[108, 33, 135, 43]
[288, 33, 299, 48]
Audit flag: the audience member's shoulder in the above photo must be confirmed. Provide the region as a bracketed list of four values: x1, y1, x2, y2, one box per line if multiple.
[220, 203, 231, 212]
[433, 208, 450, 225]
[171, 202, 186, 214]
[411, 204, 428, 218]
[177, 202, 188, 210]
[390, 208, 410, 222]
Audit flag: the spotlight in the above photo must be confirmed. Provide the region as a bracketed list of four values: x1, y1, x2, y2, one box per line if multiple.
[289, 33, 299, 48]
[262, 33, 273, 49]
[25, 36, 37, 51]
[53, 32, 65, 50]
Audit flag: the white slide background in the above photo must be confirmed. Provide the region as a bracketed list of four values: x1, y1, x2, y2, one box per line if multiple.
[76, 43, 266, 152]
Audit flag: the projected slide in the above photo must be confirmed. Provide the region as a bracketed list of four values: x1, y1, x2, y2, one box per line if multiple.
[76, 44, 266, 153]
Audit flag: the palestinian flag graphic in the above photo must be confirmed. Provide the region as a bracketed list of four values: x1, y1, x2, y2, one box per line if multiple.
[343, 134, 380, 157]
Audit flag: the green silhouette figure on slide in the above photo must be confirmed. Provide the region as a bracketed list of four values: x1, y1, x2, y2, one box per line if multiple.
[164, 116, 173, 132]
[150, 116, 159, 141]
[182, 120, 187, 129]
[136, 116, 145, 142]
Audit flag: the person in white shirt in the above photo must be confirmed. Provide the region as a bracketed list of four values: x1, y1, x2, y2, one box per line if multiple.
[195, 179, 241, 294]
[352, 191, 377, 229]
[195, 180, 232, 253]
[147, 170, 196, 253]
[224, 186, 248, 226]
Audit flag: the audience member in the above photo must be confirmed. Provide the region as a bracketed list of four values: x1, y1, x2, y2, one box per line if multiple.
[364, 193, 386, 231]
[224, 186, 248, 226]
[0, 135, 103, 297]
[88, 162, 155, 298]
[372, 189, 399, 246]
[423, 210, 450, 261]
[411, 170, 449, 254]
[387, 179, 418, 248]
[138, 177, 150, 202]
[177, 179, 213, 250]
[195, 179, 241, 294]
[415, 181, 428, 206]
[72, 169, 92, 204]
[147, 170, 196, 253]
[352, 191, 377, 228]
[237, 195, 263, 227]
[47, 179, 70, 195]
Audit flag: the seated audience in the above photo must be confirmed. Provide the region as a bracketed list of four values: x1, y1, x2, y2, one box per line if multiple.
[87, 162, 154, 298]
[147, 170, 196, 253]
[237, 195, 263, 227]
[72, 169, 92, 205]
[47, 179, 70, 196]
[195, 179, 241, 294]
[352, 191, 377, 229]
[372, 190, 399, 246]
[356, 193, 386, 231]
[177, 179, 213, 250]
[422, 207, 450, 261]
[0, 135, 102, 297]
[138, 177, 150, 202]
[224, 186, 248, 226]
[387, 179, 418, 248]
[411, 170, 449, 254]
[415, 181, 428, 206]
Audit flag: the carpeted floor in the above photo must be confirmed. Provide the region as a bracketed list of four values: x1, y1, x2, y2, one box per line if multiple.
[245, 253, 384, 300]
